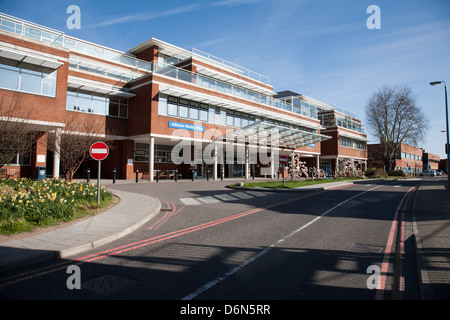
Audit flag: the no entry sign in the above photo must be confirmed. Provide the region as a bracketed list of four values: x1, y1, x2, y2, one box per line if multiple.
[90, 142, 109, 161]
[279, 155, 289, 165]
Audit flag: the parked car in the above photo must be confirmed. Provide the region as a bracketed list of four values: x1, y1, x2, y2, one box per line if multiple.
[420, 169, 436, 176]
[435, 170, 443, 176]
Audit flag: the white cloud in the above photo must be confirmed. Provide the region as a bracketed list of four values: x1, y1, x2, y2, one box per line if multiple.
[86, 3, 202, 28]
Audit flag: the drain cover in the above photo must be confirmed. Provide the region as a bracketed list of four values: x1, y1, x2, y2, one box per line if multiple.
[83, 274, 137, 296]
[349, 244, 384, 253]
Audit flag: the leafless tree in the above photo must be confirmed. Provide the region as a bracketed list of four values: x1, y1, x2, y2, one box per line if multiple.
[365, 85, 429, 170]
[48, 113, 114, 181]
[0, 95, 38, 166]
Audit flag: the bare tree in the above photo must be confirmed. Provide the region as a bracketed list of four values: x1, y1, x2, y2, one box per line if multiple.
[365, 85, 429, 170]
[0, 95, 38, 166]
[48, 113, 114, 181]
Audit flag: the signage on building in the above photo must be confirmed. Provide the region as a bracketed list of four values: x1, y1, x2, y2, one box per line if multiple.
[169, 121, 205, 132]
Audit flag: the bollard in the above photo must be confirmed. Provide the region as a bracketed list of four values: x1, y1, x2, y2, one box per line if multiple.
[87, 168, 90, 183]
[191, 169, 194, 181]
[221, 167, 224, 181]
[207, 169, 209, 181]
[136, 168, 139, 183]
[113, 168, 116, 184]
[175, 169, 178, 182]
[156, 169, 159, 182]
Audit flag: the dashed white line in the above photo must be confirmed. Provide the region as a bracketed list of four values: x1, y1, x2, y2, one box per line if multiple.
[181, 185, 382, 300]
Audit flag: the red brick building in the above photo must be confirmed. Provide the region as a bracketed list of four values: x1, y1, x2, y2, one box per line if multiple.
[0, 13, 369, 181]
[368, 143, 424, 175]
[276, 91, 368, 177]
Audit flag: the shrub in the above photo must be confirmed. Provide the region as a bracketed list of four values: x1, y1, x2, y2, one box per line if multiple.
[387, 169, 406, 177]
[365, 168, 387, 178]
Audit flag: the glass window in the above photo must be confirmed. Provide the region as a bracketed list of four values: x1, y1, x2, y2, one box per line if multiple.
[134, 143, 149, 162]
[41, 70, 57, 96]
[234, 113, 241, 127]
[119, 103, 128, 118]
[92, 96, 107, 114]
[209, 107, 216, 124]
[0, 63, 19, 90]
[199, 108, 208, 122]
[168, 99, 178, 116]
[158, 96, 167, 115]
[66, 92, 78, 111]
[179, 104, 188, 118]
[20, 69, 41, 94]
[0, 59, 57, 97]
[109, 103, 119, 117]
[227, 112, 234, 126]
[220, 110, 227, 125]
[77, 92, 92, 112]
[189, 107, 199, 120]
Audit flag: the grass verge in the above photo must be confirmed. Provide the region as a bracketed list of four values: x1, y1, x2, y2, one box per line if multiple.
[234, 177, 366, 189]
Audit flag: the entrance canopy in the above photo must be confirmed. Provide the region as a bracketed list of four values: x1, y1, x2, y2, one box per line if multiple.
[216, 121, 331, 150]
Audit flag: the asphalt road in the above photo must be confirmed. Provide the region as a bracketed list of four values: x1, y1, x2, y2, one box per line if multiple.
[0, 178, 421, 305]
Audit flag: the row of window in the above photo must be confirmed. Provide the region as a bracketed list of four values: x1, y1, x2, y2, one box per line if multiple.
[319, 113, 364, 133]
[135, 143, 174, 163]
[159, 95, 316, 133]
[66, 90, 128, 118]
[400, 152, 422, 161]
[339, 136, 366, 150]
[0, 58, 57, 97]
[157, 64, 320, 120]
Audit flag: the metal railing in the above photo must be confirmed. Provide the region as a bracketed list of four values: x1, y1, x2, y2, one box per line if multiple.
[152, 61, 317, 120]
[191, 48, 271, 85]
[0, 13, 153, 74]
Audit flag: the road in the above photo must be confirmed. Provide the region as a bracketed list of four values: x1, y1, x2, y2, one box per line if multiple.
[0, 178, 421, 305]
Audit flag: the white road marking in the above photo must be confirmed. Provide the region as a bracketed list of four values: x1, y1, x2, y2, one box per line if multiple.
[214, 194, 238, 201]
[179, 198, 201, 206]
[182, 185, 382, 300]
[197, 196, 221, 204]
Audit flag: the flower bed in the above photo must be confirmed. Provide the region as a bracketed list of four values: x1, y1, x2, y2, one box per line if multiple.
[0, 178, 113, 234]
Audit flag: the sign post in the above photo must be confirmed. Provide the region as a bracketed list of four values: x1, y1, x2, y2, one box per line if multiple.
[89, 142, 109, 205]
[279, 155, 288, 187]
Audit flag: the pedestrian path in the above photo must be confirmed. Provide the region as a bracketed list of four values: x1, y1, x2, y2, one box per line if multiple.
[179, 190, 269, 206]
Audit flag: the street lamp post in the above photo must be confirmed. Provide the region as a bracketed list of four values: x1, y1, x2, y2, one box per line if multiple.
[430, 81, 450, 191]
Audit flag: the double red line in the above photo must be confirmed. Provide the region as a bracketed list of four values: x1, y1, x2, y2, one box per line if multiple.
[76, 192, 319, 263]
[147, 199, 186, 230]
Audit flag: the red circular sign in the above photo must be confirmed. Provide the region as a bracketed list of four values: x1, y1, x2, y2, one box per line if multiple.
[279, 155, 289, 165]
[90, 142, 109, 161]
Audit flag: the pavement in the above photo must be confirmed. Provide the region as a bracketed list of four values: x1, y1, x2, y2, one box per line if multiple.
[0, 188, 161, 273]
[0, 177, 449, 299]
[412, 178, 450, 300]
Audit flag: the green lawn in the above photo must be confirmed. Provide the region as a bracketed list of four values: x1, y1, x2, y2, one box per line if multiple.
[235, 177, 365, 189]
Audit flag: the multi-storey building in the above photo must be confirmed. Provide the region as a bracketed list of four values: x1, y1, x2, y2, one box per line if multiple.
[276, 91, 368, 176]
[423, 151, 440, 171]
[368, 143, 424, 175]
[1, 13, 337, 181]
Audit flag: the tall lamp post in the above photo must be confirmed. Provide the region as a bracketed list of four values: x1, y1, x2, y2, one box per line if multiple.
[430, 81, 449, 191]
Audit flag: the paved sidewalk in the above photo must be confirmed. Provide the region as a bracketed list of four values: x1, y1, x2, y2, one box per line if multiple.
[412, 179, 450, 300]
[0, 190, 161, 273]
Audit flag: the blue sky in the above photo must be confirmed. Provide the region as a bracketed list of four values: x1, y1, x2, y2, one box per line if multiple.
[1, 0, 450, 158]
